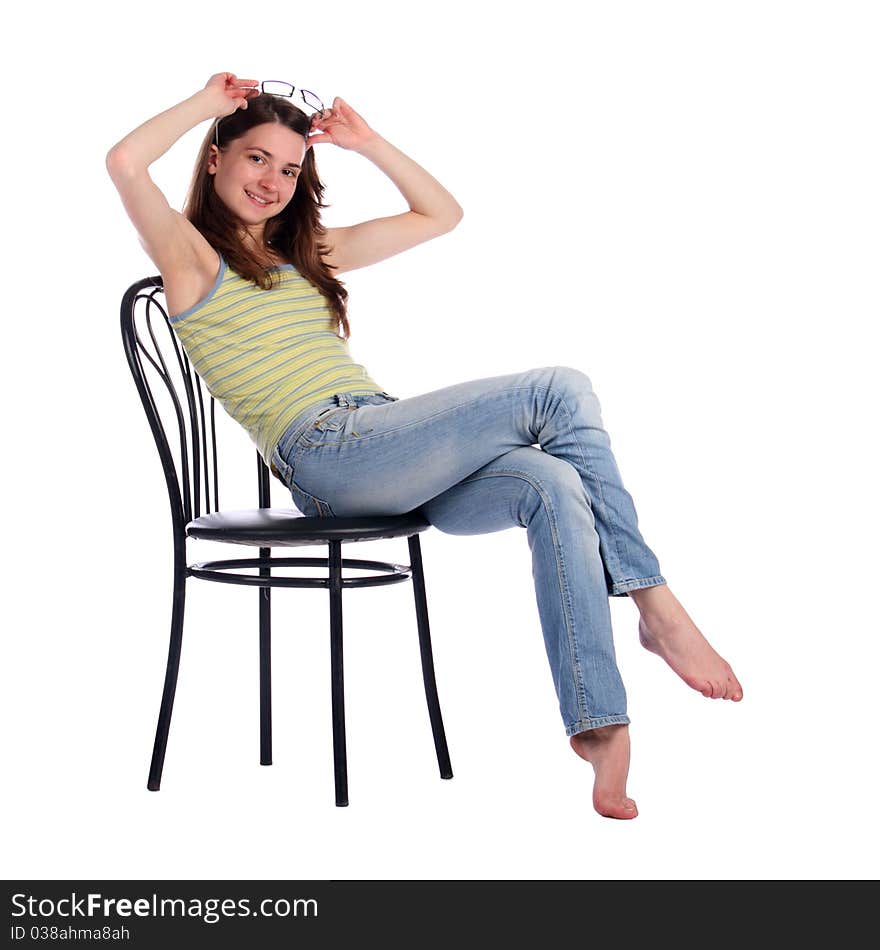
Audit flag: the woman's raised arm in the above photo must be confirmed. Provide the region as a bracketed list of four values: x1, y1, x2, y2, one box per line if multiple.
[106, 73, 258, 172]
[105, 74, 259, 276]
[310, 97, 464, 274]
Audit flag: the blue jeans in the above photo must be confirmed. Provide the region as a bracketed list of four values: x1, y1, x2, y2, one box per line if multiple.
[270, 366, 666, 736]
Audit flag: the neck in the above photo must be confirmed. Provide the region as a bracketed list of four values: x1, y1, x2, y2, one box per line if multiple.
[241, 226, 265, 246]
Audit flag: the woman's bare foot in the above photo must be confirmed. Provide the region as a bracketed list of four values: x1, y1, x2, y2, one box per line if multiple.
[569, 724, 638, 819]
[629, 585, 743, 701]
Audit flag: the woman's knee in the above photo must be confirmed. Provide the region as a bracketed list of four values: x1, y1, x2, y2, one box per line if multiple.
[527, 365, 604, 429]
[523, 365, 596, 401]
[547, 365, 593, 395]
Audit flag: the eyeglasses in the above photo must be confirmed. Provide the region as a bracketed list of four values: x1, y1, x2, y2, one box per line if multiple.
[260, 80, 326, 116]
[214, 80, 326, 148]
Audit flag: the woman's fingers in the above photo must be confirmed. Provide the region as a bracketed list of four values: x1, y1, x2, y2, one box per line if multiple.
[224, 77, 259, 96]
[309, 112, 334, 132]
[230, 88, 258, 97]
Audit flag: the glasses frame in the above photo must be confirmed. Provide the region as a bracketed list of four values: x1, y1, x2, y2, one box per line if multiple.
[214, 81, 326, 150]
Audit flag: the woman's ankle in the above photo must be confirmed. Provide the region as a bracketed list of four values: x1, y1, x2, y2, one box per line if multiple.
[628, 582, 672, 615]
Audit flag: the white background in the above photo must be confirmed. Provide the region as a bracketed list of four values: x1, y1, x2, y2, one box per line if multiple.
[2, 0, 878, 880]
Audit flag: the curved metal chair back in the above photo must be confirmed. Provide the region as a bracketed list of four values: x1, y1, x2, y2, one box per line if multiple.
[120, 276, 232, 537]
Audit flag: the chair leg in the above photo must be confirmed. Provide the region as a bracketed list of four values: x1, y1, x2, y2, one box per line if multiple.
[407, 534, 453, 779]
[148, 565, 187, 791]
[329, 539, 349, 806]
[259, 546, 272, 766]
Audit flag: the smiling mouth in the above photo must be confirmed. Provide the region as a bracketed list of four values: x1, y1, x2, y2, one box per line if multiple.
[245, 190, 273, 206]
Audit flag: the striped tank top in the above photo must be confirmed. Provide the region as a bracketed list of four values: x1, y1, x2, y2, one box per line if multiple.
[169, 253, 384, 464]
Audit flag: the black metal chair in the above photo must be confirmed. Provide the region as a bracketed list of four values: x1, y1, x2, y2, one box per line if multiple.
[120, 275, 452, 806]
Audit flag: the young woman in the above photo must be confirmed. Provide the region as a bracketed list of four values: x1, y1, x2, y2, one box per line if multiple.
[107, 72, 743, 820]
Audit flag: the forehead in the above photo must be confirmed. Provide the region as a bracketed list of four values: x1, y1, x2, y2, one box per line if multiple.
[237, 123, 306, 164]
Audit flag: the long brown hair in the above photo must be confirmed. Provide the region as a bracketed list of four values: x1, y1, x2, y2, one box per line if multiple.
[182, 94, 350, 340]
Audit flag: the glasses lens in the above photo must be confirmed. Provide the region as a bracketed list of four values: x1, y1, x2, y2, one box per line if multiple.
[262, 80, 294, 97]
[300, 88, 325, 116]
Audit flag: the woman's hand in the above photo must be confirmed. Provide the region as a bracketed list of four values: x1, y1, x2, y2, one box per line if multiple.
[202, 72, 261, 118]
[306, 97, 380, 152]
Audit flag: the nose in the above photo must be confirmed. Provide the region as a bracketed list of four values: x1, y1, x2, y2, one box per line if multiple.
[258, 168, 282, 192]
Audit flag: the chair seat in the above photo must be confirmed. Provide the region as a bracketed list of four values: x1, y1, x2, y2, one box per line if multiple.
[187, 507, 430, 547]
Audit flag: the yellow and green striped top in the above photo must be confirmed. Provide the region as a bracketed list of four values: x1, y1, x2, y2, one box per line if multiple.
[169, 254, 384, 464]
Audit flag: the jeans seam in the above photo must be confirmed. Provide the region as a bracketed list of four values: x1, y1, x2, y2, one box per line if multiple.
[304, 386, 548, 446]
[565, 714, 631, 737]
[610, 575, 667, 596]
[544, 386, 632, 589]
[461, 467, 591, 723]
[292, 477, 335, 517]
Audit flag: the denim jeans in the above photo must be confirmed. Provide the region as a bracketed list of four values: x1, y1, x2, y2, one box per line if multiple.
[270, 366, 665, 736]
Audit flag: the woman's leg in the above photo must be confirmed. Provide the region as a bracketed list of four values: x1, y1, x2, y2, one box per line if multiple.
[280, 366, 664, 598]
[419, 445, 629, 735]
[418, 445, 638, 819]
[422, 446, 638, 818]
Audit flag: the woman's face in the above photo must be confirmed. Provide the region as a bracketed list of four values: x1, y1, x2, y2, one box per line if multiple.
[208, 122, 307, 236]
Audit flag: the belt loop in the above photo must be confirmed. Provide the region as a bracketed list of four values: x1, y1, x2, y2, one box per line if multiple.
[335, 393, 352, 408]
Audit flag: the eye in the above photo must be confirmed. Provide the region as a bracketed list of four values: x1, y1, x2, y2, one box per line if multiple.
[248, 154, 297, 179]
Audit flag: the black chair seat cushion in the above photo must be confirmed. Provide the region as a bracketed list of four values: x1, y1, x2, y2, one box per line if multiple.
[187, 507, 430, 547]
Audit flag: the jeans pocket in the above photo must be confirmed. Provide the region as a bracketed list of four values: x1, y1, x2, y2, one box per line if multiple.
[312, 406, 354, 432]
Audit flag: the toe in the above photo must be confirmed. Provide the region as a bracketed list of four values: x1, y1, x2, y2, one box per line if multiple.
[595, 797, 639, 820]
[724, 665, 742, 699]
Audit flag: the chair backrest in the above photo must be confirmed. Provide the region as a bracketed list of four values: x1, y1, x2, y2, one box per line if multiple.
[120, 276, 271, 538]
